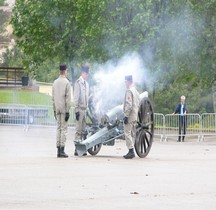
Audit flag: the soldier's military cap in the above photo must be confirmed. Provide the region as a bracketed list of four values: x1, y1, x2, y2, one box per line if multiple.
[81, 64, 89, 74]
[59, 64, 67, 71]
[125, 75, 133, 81]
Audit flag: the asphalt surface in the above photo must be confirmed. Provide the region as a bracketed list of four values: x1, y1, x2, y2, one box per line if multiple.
[0, 125, 216, 210]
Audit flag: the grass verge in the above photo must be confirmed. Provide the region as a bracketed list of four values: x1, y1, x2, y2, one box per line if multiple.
[0, 90, 52, 105]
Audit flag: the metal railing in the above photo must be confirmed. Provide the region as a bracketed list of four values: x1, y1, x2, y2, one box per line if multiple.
[200, 113, 216, 141]
[164, 114, 201, 141]
[0, 104, 75, 131]
[154, 113, 165, 141]
[0, 103, 216, 141]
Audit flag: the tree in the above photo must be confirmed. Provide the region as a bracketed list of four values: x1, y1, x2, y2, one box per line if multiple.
[10, 0, 215, 112]
[190, 0, 216, 88]
[11, 0, 107, 71]
[11, 0, 215, 85]
[0, 0, 7, 6]
[1, 46, 23, 67]
[0, 0, 9, 43]
[99, 0, 215, 112]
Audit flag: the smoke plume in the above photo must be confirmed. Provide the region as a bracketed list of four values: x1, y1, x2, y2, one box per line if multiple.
[91, 52, 148, 117]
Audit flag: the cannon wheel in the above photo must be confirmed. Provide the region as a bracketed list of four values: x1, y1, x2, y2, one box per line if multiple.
[135, 97, 154, 158]
[88, 144, 102, 155]
[87, 130, 102, 156]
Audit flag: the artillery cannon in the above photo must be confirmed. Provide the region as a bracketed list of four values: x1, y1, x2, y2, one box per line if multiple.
[75, 92, 154, 158]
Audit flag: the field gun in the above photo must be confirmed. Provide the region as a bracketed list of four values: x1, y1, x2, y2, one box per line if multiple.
[75, 92, 154, 158]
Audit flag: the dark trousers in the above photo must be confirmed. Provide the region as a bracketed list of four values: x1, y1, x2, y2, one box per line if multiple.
[178, 116, 187, 141]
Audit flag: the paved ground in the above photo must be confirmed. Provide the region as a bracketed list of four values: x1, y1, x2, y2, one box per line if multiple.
[0, 125, 216, 210]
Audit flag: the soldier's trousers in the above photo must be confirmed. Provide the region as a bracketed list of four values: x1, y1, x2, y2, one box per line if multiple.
[75, 109, 86, 141]
[56, 113, 68, 147]
[124, 121, 136, 149]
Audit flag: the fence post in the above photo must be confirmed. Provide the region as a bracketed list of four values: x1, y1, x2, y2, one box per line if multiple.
[24, 105, 29, 132]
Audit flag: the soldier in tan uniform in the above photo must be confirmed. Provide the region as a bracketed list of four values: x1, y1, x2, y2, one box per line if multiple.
[123, 75, 140, 159]
[73, 64, 90, 156]
[52, 64, 72, 158]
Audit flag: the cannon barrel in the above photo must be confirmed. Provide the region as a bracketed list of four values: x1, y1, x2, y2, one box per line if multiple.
[103, 91, 148, 124]
[75, 126, 123, 156]
[102, 105, 123, 125]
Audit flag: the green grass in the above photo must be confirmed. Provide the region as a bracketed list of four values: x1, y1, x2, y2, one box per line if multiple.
[0, 90, 52, 105]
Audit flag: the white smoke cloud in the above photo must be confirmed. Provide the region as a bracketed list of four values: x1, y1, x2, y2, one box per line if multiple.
[91, 52, 148, 118]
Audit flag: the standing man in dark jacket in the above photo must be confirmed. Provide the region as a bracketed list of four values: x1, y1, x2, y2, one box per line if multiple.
[73, 64, 90, 156]
[173, 95, 188, 142]
[52, 64, 72, 157]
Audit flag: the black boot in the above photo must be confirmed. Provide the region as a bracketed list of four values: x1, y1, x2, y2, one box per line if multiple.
[182, 136, 185, 142]
[59, 147, 68, 158]
[123, 149, 135, 159]
[57, 146, 60, 157]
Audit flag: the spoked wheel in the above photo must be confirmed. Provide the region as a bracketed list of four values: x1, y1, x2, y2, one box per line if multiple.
[87, 129, 102, 156]
[135, 97, 154, 158]
[88, 143, 102, 155]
